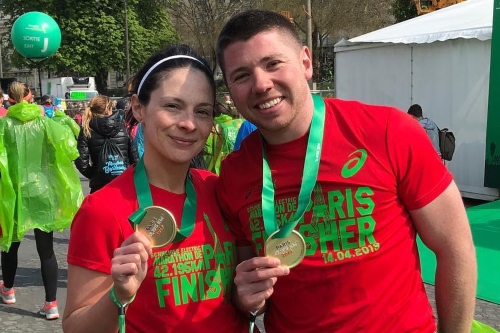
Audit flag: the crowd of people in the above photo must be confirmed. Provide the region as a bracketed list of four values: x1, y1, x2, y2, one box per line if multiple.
[0, 8, 483, 333]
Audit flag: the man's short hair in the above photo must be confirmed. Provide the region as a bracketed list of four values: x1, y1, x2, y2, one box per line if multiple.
[42, 95, 51, 103]
[408, 104, 423, 118]
[216, 9, 301, 73]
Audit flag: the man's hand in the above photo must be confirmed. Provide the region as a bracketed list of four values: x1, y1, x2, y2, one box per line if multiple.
[110, 231, 152, 303]
[234, 256, 290, 313]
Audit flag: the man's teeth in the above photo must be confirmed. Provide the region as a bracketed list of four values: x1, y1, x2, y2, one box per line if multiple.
[258, 98, 282, 109]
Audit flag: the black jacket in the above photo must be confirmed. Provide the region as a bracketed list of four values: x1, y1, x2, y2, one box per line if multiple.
[75, 111, 139, 191]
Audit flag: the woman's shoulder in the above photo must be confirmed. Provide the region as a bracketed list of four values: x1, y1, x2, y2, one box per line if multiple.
[190, 168, 218, 192]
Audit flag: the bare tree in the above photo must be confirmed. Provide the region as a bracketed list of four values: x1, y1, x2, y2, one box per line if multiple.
[166, 0, 254, 67]
[262, 0, 394, 85]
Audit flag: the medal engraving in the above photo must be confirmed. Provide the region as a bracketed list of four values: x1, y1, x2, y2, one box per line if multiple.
[265, 230, 306, 269]
[134, 206, 177, 248]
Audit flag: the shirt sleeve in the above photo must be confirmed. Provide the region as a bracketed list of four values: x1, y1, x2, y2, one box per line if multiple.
[386, 109, 453, 211]
[67, 192, 127, 274]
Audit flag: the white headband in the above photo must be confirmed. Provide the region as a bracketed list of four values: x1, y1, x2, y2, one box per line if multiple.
[137, 55, 206, 96]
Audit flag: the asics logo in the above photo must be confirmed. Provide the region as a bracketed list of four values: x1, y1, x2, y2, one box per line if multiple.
[341, 149, 367, 178]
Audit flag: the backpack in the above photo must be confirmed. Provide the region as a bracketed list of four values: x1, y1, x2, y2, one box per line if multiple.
[438, 128, 455, 161]
[43, 105, 55, 118]
[95, 138, 128, 184]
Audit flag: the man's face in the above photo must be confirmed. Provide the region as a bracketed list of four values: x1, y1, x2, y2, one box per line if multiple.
[222, 29, 313, 142]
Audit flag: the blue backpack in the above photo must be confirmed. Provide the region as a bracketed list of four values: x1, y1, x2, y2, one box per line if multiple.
[43, 105, 55, 118]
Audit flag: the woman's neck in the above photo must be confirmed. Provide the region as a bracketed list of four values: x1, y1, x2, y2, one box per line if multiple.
[142, 153, 190, 194]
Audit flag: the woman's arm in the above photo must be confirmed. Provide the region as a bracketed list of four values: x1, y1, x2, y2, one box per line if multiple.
[74, 131, 93, 178]
[63, 232, 152, 333]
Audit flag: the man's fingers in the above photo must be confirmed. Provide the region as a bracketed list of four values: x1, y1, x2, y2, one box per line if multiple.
[237, 256, 282, 272]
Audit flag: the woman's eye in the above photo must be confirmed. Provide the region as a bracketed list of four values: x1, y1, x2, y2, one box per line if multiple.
[196, 109, 211, 117]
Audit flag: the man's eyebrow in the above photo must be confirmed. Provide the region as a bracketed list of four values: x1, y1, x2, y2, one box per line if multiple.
[228, 53, 285, 78]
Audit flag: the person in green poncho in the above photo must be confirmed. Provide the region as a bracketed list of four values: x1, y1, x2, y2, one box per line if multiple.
[52, 104, 81, 139]
[0, 82, 83, 320]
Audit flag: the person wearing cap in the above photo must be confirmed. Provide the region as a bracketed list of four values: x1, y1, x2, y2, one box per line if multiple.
[0, 81, 83, 320]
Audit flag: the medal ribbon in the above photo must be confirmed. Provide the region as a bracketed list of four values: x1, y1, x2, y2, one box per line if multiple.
[261, 94, 325, 239]
[129, 157, 197, 242]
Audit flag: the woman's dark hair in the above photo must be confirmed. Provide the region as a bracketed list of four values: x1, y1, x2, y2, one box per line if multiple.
[124, 44, 215, 128]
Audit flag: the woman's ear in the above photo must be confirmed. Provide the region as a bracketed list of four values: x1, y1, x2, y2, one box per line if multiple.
[130, 94, 143, 122]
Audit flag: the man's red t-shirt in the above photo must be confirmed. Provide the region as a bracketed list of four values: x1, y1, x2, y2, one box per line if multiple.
[217, 98, 452, 333]
[68, 167, 247, 332]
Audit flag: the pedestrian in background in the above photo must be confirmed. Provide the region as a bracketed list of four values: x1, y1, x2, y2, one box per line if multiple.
[63, 44, 247, 333]
[215, 9, 476, 333]
[52, 104, 81, 138]
[0, 81, 83, 320]
[41, 95, 56, 118]
[74, 95, 138, 193]
[408, 103, 441, 157]
[0, 90, 7, 117]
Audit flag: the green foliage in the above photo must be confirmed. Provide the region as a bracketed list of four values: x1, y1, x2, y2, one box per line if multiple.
[392, 0, 418, 23]
[0, 0, 178, 93]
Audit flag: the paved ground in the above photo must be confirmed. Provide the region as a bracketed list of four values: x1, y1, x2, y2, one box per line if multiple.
[0, 179, 498, 332]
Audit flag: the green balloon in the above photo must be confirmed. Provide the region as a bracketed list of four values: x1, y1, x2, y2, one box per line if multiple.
[11, 12, 61, 60]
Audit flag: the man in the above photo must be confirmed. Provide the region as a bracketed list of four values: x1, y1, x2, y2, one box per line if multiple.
[41, 95, 56, 118]
[215, 9, 476, 333]
[408, 104, 441, 156]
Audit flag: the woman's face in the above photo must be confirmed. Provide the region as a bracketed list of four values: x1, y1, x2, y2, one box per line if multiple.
[133, 67, 214, 165]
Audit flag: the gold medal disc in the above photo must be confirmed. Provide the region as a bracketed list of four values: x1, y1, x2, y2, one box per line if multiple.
[134, 206, 177, 248]
[264, 230, 306, 269]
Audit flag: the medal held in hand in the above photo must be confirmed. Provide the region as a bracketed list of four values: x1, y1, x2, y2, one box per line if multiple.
[265, 230, 306, 268]
[134, 206, 177, 248]
[261, 94, 325, 269]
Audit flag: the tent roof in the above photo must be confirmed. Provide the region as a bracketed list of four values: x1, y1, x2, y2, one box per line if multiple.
[343, 0, 492, 46]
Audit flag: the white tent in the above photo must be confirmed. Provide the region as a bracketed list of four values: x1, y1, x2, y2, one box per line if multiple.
[334, 0, 496, 200]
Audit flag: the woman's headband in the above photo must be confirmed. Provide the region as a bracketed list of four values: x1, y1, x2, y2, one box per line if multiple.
[137, 55, 206, 96]
[8, 89, 32, 105]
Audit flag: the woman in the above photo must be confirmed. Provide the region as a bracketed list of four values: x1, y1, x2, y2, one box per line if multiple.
[63, 45, 247, 333]
[0, 82, 83, 320]
[74, 95, 138, 193]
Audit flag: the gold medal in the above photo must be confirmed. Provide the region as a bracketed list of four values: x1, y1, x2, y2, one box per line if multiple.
[264, 230, 306, 269]
[134, 206, 177, 248]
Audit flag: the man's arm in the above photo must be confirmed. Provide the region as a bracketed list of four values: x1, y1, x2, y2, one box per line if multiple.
[410, 181, 477, 333]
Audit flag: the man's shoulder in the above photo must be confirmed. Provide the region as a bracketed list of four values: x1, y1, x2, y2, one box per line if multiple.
[325, 97, 401, 114]
[324, 97, 407, 127]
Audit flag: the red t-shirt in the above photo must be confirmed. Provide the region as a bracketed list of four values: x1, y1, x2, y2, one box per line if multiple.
[68, 167, 247, 333]
[216, 98, 452, 333]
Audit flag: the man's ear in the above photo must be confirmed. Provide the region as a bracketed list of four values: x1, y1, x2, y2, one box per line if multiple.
[301, 46, 313, 81]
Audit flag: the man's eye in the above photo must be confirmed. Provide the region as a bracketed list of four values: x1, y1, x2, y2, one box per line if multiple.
[268, 60, 281, 68]
[233, 73, 248, 82]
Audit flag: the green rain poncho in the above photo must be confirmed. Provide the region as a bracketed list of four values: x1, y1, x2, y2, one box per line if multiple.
[0, 101, 83, 251]
[52, 109, 80, 138]
[205, 114, 243, 174]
